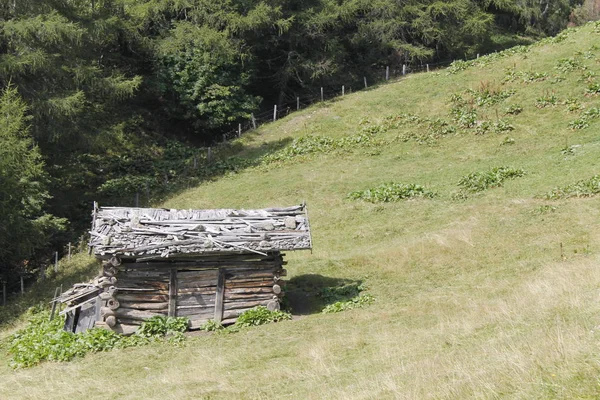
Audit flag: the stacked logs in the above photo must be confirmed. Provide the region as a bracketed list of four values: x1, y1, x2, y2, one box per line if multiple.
[90, 253, 286, 334]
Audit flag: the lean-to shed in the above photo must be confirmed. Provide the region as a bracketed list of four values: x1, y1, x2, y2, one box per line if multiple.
[59, 203, 311, 334]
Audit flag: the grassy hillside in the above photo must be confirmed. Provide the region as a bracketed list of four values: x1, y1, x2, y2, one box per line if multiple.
[4, 22, 600, 399]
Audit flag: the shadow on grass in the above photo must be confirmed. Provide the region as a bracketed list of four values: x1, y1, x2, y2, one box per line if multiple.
[0, 256, 100, 329]
[144, 136, 295, 206]
[284, 274, 364, 315]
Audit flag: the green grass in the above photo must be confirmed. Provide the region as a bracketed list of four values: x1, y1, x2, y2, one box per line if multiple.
[4, 21, 600, 399]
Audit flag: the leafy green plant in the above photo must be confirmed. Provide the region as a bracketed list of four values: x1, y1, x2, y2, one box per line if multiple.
[563, 98, 583, 112]
[545, 175, 600, 199]
[322, 293, 375, 313]
[535, 92, 559, 108]
[494, 119, 515, 133]
[568, 107, 600, 129]
[136, 316, 189, 337]
[585, 82, 600, 95]
[458, 166, 526, 193]
[555, 57, 584, 73]
[501, 137, 516, 146]
[233, 306, 291, 328]
[505, 104, 523, 115]
[348, 183, 436, 203]
[6, 311, 190, 368]
[532, 205, 557, 215]
[201, 319, 224, 332]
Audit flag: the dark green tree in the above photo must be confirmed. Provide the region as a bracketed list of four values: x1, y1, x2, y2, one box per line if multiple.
[0, 86, 65, 281]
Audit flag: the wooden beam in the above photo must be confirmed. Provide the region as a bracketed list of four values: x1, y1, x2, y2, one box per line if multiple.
[168, 268, 177, 317]
[214, 268, 225, 323]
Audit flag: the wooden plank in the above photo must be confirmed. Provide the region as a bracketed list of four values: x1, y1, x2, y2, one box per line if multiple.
[116, 294, 168, 303]
[223, 299, 270, 310]
[119, 302, 169, 311]
[214, 268, 225, 323]
[168, 268, 177, 317]
[114, 308, 166, 320]
[177, 294, 215, 307]
[177, 270, 219, 279]
[177, 287, 217, 295]
[176, 307, 215, 318]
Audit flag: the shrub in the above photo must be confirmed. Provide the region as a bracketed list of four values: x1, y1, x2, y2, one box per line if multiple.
[348, 183, 436, 203]
[458, 166, 526, 193]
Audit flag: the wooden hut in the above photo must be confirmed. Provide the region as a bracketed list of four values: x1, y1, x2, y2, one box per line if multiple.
[59, 203, 311, 334]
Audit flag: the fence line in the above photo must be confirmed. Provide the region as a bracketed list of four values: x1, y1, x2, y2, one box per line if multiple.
[1, 240, 79, 307]
[215, 57, 468, 143]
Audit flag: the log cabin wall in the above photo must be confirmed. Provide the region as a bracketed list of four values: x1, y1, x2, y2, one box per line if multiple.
[104, 252, 286, 333]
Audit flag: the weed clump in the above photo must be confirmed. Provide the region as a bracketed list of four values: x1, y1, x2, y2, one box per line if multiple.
[544, 175, 600, 199]
[318, 282, 374, 314]
[458, 166, 526, 193]
[568, 107, 600, 129]
[233, 306, 291, 328]
[322, 293, 375, 313]
[348, 183, 436, 203]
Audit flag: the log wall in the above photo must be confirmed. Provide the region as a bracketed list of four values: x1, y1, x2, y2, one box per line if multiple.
[95, 252, 286, 333]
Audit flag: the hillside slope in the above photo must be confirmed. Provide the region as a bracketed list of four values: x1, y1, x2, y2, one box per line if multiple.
[4, 23, 600, 399]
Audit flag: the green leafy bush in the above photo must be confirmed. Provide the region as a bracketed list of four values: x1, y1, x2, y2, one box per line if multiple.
[348, 183, 436, 203]
[136, 316, 189, 337]
[544, 175, 600, 199]
[458, 166, 526, 193]
[6, 311, 190, 368]
[234, 306, 291, 328]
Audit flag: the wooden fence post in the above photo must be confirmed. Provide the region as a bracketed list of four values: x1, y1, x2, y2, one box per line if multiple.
[320, 87, 324, 102]
[273, 105, 277, 121]
[402, 64, 406, 76]
[68, 242, 72, 260]
[426, 64, 430, 73]
[386, 66, 389, 80]
[251, 113, 257, 129]
[54, 251, 58, 273]
[238, 123, 242, 137]
[364, 76, 367, 88]
[50, 287, 60, 321]
[20, 276, 24, 295]
[296, 97, 300, 111]
[342, 85, 345, 96]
